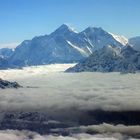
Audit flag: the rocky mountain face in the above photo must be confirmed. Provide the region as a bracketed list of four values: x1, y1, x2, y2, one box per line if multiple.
[66, 45, 140, 73]
[0, 48, 14, 69]
[0, 48, 14, 58]
[0, 57, 9, 69]
[6, 24, 127, 67]
[0, 78, 22, 89]
[129, 36, 140, 51]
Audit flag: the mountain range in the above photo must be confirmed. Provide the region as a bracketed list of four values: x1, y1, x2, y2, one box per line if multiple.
[0, 24, 129, 68]
[66, 45, 140, 73]
[0, 24, 139, 70]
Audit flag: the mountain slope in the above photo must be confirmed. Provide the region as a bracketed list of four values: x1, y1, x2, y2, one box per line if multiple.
[0, 48, 14, 58]
[8, 24, 127, 67]
[0, 56, 9, 69]
[129, 36, 140, 51]
[66, 45, 140, 73]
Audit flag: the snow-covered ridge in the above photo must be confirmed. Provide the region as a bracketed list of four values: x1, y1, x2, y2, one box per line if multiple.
[109, 32, 128, 45]
[66, 45, 140, 73]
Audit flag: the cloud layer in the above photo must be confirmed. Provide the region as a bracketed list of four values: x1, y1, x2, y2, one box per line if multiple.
[0, 130, 139, 140]
[0, 64, 140, 139]
[0, 42, 20, 49]
[0, 65, 139, 112]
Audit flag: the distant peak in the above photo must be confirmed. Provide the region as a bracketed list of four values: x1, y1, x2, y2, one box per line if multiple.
[55, 24, 78, 33]
[86, 26, 104, 31]
[83, 26, 106, 33]
[60, 23, 70, 28]
[62, 23, 70, 27]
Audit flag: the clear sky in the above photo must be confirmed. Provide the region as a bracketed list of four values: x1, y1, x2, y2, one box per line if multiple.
[0, 0, 140, 47]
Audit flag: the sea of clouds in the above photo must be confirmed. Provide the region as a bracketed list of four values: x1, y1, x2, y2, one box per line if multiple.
[0, 64, 139, 112]
[0, 64, 140, 140]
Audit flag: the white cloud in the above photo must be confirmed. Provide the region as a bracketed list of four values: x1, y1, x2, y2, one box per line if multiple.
[78, 123, 140, 135]
[0, 130, 127, 140]
[0, 65, 139, 112]
[0, 42, 20, 49]
[0, 130, 139, 140]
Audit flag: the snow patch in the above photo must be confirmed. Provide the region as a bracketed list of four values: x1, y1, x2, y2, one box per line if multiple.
[86, 46, 93, 54]
[67, 40, 89, 57]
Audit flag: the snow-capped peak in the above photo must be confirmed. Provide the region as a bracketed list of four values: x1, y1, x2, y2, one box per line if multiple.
[54, 24, 78, 34]
[63, 23, 78, 33]
[109, 32, 128, 46]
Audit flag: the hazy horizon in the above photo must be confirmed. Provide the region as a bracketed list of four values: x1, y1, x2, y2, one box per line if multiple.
[0, 0, 140, 47]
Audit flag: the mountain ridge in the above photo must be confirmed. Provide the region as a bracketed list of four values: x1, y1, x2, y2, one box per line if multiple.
[3, 24, 128, 68]
[66, 45, 140, 73]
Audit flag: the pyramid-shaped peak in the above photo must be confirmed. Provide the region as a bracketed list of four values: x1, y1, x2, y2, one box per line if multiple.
[61, 23, 71, 28]
[54, 24, 78, 34]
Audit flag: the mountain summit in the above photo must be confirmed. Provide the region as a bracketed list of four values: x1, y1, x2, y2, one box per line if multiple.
[51, 24, 78, 35]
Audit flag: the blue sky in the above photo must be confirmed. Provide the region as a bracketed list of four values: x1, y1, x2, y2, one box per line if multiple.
[0, 0, 140, 46]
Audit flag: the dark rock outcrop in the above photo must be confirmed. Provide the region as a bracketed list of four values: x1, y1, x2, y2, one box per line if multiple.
[0, 110, 140, 135]
[0, 78, 22, 89]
